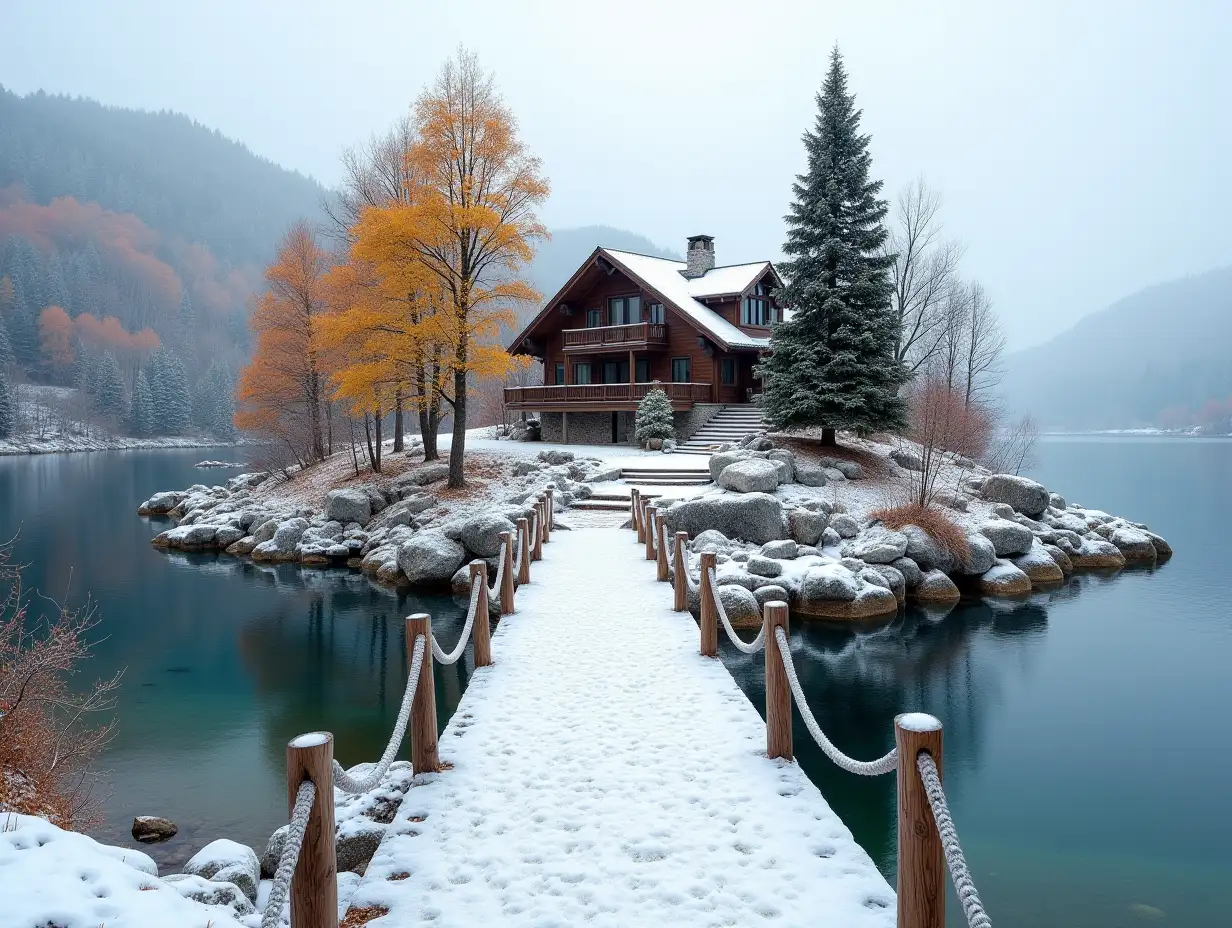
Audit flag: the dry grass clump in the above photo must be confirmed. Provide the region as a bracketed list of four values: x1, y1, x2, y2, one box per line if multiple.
[868, 501, 971, 565]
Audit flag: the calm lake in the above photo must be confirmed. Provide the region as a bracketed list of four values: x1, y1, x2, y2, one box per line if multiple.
[1, 437, 1228, 926]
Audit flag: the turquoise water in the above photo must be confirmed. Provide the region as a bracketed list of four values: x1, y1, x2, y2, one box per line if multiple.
[1, 438, 1228, 925]
[724, 436, 1231, 927]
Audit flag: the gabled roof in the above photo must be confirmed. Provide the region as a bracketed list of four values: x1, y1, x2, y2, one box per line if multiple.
[511, 247, 779, 354]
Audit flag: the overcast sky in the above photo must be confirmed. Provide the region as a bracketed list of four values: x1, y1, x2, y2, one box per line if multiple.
[5, 1, 1230, 349]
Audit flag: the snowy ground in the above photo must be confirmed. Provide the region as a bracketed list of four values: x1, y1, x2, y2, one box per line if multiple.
[350, 525, 894, 926]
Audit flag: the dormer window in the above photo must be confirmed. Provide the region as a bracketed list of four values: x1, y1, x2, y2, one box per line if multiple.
[741, 282, 776, 326]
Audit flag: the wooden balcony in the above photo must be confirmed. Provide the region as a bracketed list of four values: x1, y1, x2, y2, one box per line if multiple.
[504, 382, 712, 412]
[561, 322, 667, 353]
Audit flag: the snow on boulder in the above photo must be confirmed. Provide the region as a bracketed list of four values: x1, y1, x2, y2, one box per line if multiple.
[977, 518, 1034, 558]
[979, 474, 1051, 518]
[787, 509, 828, 546]
[746, 554, 783, 578]
[889, 447, 923, 471]
[901, 525, 957, 573]
[690, 529, 733, 553]
[799, 563, 859, 604]
[662, 493, 785, 545]
[1013, 541, 1066, 583]
[132, 815, 178, 843]
[977, 559, 1033, 597]
[760, 539, 799, 559]
[138, 490, 187, 515]
[818, 457, 862, 479]
[0, 813, 247, 928]
[828, 513, 860, 539]
[1044, 543, 1074, 574]
[892, 556, 923, 590]
[754, 584, 791, 607]
[913, 569, 961, 604]
[537, 449, 575, 465]
[958, 532, 997, 575]
[253, 517, 310, 562]
[708, 448, 752, 482]
[718, 458, 781, 494]
[794, 460, 829, 487]
[847, 526, 909, 564]
[163, 874, 255, 916]
[716, 584, 762, 629]
[460, 513, 516, 558]
[184, 838, 260, 903]
[398, 530, 467, 585]
[325, 488, 372, 525]
[865, 564, 907, 603]
[1109, 526, 1158, 563]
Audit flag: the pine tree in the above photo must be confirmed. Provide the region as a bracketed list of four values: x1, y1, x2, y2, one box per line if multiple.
[0, 313, 14, 371]
[201, 359, 237, 440]
[0, 368, 14, 439]
[150, 346, 191, 434]
[92, 352, 126, 418]
[130, 368, 154, 437]
[634, 386, 676, 446]
[758, 49, 907, 445]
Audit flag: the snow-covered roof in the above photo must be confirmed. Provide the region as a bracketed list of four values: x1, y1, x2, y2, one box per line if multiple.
[601, 249, 771, 350]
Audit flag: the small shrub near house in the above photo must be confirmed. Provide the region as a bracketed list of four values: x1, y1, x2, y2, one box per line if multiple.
[634, 387, 675, 448]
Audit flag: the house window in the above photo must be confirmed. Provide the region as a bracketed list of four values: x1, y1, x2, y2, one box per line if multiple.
[574, 362, 593, 385]
[608, 295, 642, 326]
[586, 308, 603, 328]
[554, 362, 565, 385]
[721, 358, 736, 385]
[741, 282, 776, 326]
[635, 358, 651, 382]
[648, 302, 666, 324]
[671, 357, 691, 383]
[602, 360, 630, 384]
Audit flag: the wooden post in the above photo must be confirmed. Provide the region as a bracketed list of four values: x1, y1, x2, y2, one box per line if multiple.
[545, 487, 555, 532]
[895, 713, 945, 928]
[655, 513, 670, 581]
[632, 488, 643, 539]
[532, 501, 545, 561]
[516, 517, 531, 584]
[699, 551, 718, 657]
[673, 531, 689, 611]
[538, 493, 551, 542]
[644, 506, 657, 561]
[764, 600, 792, 761]
[406, 614, 439, 773]
[286, 731, 337, 928]
[499, 530, 515, 615]
[469, 562, 492, 668]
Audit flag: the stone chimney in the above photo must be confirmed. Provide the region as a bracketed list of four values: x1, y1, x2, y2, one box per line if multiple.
[683, 234, 715, 279]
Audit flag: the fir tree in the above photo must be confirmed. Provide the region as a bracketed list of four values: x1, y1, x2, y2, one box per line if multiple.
[150, 346, 191, 434]
[634, 386, 676, 446]
[130, 368, 154, 437]
[0, 313, 14, 371]
[757, 49, 907, 445]
[92, 352, 126, 418]
[0, 368, 13, 439]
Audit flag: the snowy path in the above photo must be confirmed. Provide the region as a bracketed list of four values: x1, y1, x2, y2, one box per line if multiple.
[351, 526, 895, 927]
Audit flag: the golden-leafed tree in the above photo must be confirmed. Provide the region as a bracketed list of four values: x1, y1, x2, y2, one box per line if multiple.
[352, 48, 549, 487]
[235, 221, 332, 466]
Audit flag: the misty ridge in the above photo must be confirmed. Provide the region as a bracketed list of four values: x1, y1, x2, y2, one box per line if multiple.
[1, 85, 1229, 435]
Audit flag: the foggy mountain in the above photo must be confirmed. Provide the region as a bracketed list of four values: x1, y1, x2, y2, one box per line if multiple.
[1002, 264, 1232, 430]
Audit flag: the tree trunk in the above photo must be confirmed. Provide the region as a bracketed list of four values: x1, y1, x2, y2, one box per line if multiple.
[393, 390, 404, 452]
[373, 406, 383, 473]
[821, 427, 837, 447]
[420, 407, 439, 461]
[363, 412, 376, 471]
[308, 370, 324, 462]
[447, 370, 467, 488]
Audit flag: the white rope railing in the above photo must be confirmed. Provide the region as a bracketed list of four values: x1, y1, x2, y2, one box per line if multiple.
[706, 567, 765, 654]
[488, 540, 506, 601]
[774, 626, 899, 776]
[260, 779, 317, 928]
[918, 751, 992, 928]
[332, 634, 427, 794]
[431, 576, 482, 665]
[513, 526, 524, 574]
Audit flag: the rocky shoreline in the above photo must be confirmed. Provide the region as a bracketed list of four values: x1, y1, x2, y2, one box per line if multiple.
[138, 450, 620, 593]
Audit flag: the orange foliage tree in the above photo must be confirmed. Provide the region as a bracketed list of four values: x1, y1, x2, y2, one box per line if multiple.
[350, 48, 548, 487]
[38, 306, 75, 375]
[73, 312, 160, 384]
[235, 221, 332, 466]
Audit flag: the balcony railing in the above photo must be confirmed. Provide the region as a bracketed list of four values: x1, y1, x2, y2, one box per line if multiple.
[561, 322, 667, 352]
[504, 382, 712, 410]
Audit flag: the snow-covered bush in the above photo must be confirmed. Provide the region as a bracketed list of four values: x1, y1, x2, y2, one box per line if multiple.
[634, 386, 675, 447]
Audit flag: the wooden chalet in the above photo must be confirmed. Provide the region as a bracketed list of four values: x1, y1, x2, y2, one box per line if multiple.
[507, 235, 782, 443]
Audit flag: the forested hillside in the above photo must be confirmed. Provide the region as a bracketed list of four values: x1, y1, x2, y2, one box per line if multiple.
[1002, 264, 1232, 431]
[0, 87, 325, 441]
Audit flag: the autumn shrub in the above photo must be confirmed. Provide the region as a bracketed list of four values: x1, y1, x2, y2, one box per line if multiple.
[0, 538, 120, 827]
[868, 500, 971, 566]
[905, 376, 994, 505]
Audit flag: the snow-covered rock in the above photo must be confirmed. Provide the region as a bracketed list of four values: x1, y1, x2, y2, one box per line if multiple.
[977, 559, 1033, 596]
[398, 530, 467, 585]
[760, 539, 799, 559]
[708, 448, 752, 482]
[537, 449, 575, 465]
[914, 569, 961, 604]
[800, 563, 859, 603]
[325, 487, 372, 525]
[754, 584, 791, 607]
[1013, 541, 1066, 583]
[978, 474, 1050, 518]
[1109, 526, 1158, 563]
[746, 554, 782, 578]
[818, 457, 862, 479]
[690, 529, 733, 553]
[902, 525, 957, 573]
[1071, 537, 1128, 569]
[847, 526, 909, 564]
[718, 458, 781, 494]
[794, 460, 829, 487]
[787, 508, 828, 546]
[138, 490, 187, 515]
[959, 532, 997, 575]
[889, 447, 922, 471]
[829, 513, 860, 539]
[184, 838, 260, 903]
[460, 513, 516, 558]
[163, 874, 255, 916]
[865, 564, 907, 603]
[977, 518, 1034, 557]
[662, 493, 784, 545]
[716, 584, 762, 628]
[892, 556, 923, 590]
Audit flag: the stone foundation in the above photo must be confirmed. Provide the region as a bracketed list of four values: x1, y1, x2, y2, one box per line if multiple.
[538, 404, 723, 445]
[673, 403, 724, 441]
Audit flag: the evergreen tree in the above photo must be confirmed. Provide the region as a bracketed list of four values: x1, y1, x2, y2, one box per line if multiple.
[195, 358, 237, 440]
[92, 352, 126, 418]
[0, 368, 13, 439]
[758, 49, 907, 445]
[150, 346, 190, 434]
[634, 386, 676, 446]
[0, 313, 14, 371]
[130, 368, 154, 437]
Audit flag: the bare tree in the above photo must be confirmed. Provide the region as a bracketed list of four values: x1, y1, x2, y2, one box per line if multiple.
[904, 375, 995, 506]
[324, 116, 418, 244]
[963, 283, 1006, 407]
[984, 413, 1039, 475]
[884, 178, 964, 373]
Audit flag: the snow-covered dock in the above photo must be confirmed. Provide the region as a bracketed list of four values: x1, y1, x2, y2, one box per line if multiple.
[348, 525, 895, 926]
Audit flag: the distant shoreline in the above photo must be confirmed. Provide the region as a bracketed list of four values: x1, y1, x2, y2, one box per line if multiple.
[0, 436, 246, 458]
[1042, 429, 1231, 439]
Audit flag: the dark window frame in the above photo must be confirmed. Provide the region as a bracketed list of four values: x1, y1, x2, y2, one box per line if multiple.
[671, 357, 691, 383]
[586, 308, 603, 328]
[648, 302, 666, 324]
[720, 357, 736, 385]
[607, 294, 642, 326]
[574, 362, 593, 385]
[554, 362, 566, 385]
